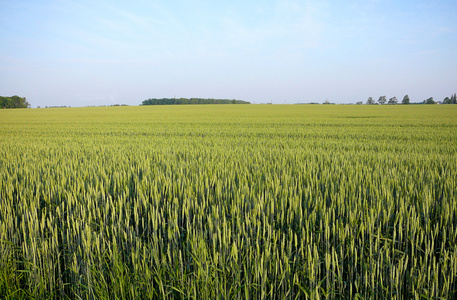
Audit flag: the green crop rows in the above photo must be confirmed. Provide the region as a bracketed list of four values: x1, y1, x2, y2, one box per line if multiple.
[1, 105, 456, 299]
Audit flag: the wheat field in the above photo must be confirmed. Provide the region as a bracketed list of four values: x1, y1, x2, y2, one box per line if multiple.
[1, 105, 456, 299]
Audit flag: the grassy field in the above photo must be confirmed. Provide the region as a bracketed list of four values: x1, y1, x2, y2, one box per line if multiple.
[1, 105, 456, 299]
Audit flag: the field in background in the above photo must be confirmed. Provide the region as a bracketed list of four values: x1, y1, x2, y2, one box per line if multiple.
[1, 105, 456, 299]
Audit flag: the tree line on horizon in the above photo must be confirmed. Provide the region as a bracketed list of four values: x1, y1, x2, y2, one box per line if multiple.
[3, 94, 456, 108]
[365, 94, 457, 105]
[141, 98, 251, 105]
[0, 96, 30, 109]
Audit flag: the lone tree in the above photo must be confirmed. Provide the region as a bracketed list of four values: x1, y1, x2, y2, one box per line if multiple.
[366, 97, 376, 105]
[402, 95, 410, 104]
[378, 96, 387, 105]
[424, 97, 435, 104]
[388, 97, 398, 105]
[0, 96, 30, 108]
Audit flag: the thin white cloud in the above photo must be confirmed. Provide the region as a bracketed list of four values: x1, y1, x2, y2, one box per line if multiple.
[433, 27, 456, 35]
[216, 0, 327, 54]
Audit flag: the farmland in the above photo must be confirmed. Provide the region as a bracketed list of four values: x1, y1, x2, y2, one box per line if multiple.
[1, 105, 456, 299]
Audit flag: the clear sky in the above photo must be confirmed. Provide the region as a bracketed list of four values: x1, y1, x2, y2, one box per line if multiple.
[1, 0, 456, 107]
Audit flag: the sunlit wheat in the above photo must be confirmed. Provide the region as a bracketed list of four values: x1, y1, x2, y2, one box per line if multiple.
[0, 105, 456, 299]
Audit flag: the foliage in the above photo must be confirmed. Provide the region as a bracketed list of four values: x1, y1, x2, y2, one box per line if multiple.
[402, 95, 410, 105]
[0, 95, 30, 108]
[388, 96, 398, 105]
[444, 93, 457, 104]
[377, 96, 387, 105]
[141, 98, 250, 105]
[424, 97, 435, 104]
[443, 97, 451, 104]
[1, 105, 456, 299]
[366, 97, 376, 105]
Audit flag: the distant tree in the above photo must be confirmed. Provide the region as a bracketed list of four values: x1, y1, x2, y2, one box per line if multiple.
[424, 97, 435, 104]
[378, 96, 387, 105]
[0, 95, 29, 108]
[451, 93, 457, 104]
[323, 100, 330, 105]
[366, 97, 376, 105]
[443, 97, 452, 104]
[388, 97, 398, 105]
[402, 95, 410, 105]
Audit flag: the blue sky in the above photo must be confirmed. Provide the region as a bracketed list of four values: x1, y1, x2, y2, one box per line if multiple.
[1, 0, 456, 106]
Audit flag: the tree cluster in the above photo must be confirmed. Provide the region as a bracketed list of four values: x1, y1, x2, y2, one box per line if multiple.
[141, 98, 250, 105]
[0, 95, 30, 109]
[442, 93, 457, 104]
[366, 95, 402, 105]
[424, 97, 435, 104]
[366, 94, 456, 105]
